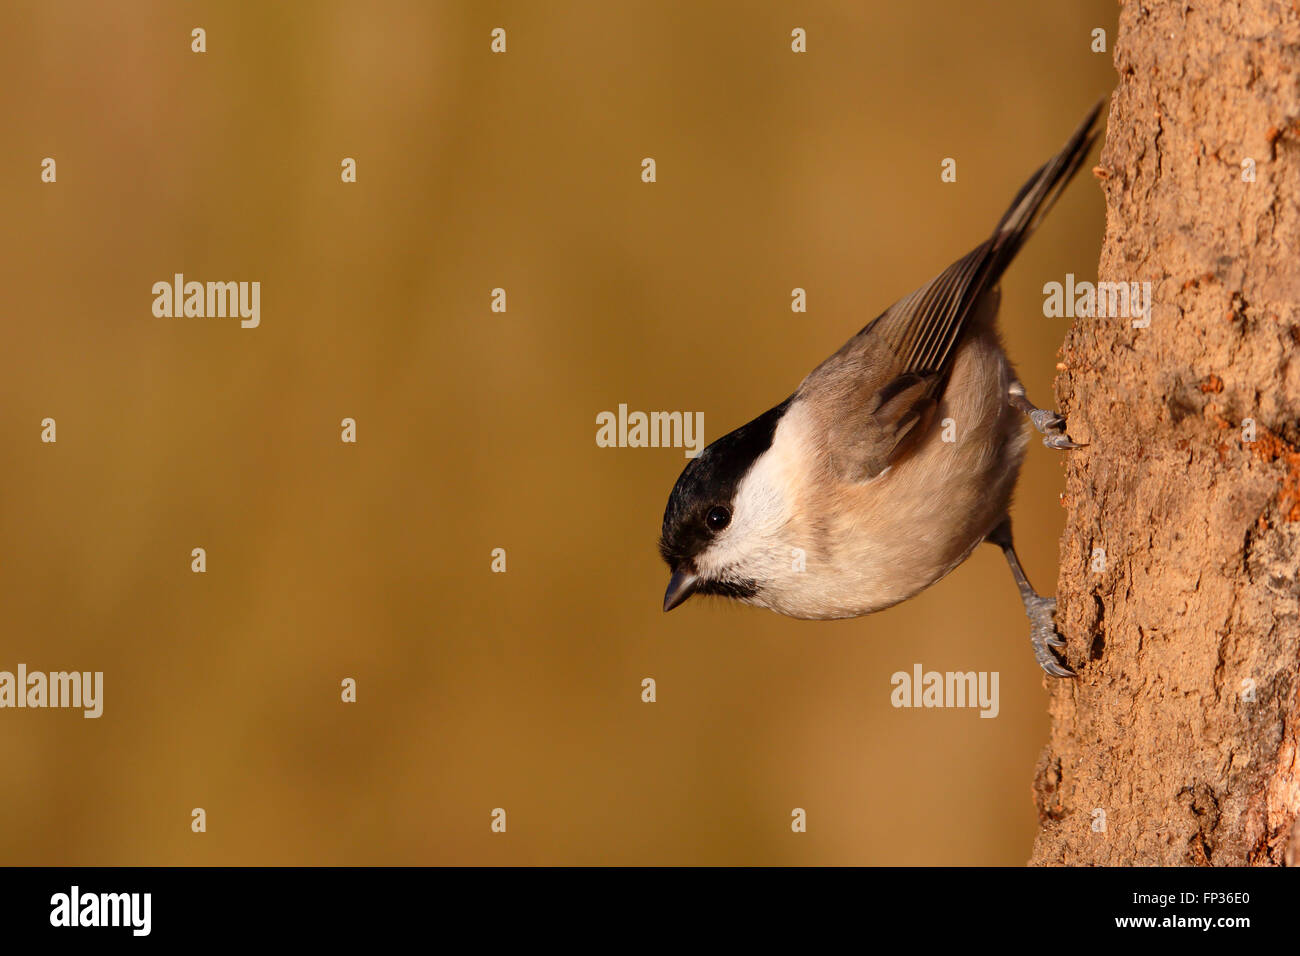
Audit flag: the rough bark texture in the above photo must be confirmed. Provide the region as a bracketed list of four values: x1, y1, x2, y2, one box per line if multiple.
[1031, 0, 1300, 865]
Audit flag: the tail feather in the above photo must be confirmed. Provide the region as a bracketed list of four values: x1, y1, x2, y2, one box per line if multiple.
[852, 101, 1105, 387]
[912, 99, 1105, 369]
[991, 99, 1105, 263]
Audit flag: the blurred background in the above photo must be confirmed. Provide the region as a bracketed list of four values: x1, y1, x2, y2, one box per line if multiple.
[1, 0, 1112, 864]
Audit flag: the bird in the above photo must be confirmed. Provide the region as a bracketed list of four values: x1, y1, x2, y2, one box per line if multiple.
[658, 102, 1103, 678]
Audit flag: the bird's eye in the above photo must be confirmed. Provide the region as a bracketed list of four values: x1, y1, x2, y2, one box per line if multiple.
[706, 506, 731, 533]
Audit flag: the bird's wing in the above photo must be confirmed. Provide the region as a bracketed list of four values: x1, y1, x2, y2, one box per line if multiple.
[800, 101, 1103, 483]
[798, 245, 991, 483]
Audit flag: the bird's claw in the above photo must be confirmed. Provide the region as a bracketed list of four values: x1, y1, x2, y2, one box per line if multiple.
[1028, 408, 1064, 432]
[1029, 409, 1086, 450]
[1026, 595, 1075, 678]
[1043, 433, 1087, 450]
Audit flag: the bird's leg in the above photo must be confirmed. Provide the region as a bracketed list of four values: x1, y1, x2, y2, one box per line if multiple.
[1007, 381, 1084, 449]
[986, 518, 1075, 678]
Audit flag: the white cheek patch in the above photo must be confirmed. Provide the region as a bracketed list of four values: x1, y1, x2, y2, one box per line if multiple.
[695, 436, 797, 581]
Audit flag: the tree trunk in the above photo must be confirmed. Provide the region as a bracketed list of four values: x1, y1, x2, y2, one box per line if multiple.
[1031, 0, 1300, 866]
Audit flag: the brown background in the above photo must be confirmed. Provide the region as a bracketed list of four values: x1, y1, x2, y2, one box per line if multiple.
[2, 0, 1112, 865]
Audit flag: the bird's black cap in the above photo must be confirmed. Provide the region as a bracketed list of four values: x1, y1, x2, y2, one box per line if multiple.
[658, 397, 792, 576]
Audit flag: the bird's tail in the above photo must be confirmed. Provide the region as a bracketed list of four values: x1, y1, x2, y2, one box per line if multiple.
[990, 99, 1105, 264]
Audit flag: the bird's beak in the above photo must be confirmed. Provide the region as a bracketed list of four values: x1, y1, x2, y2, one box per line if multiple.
[662, 570, 699, 612]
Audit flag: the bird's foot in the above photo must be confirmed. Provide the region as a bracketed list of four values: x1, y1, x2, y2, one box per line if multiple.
[1028, 409, 1086, 450]
[1026, 595, 1075, 678]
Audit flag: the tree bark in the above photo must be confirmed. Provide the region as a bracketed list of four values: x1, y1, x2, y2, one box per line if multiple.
[1031, 0, 1300, 865]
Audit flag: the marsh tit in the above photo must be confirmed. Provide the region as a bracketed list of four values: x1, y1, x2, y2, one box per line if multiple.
[659, 103, 1103, 677]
